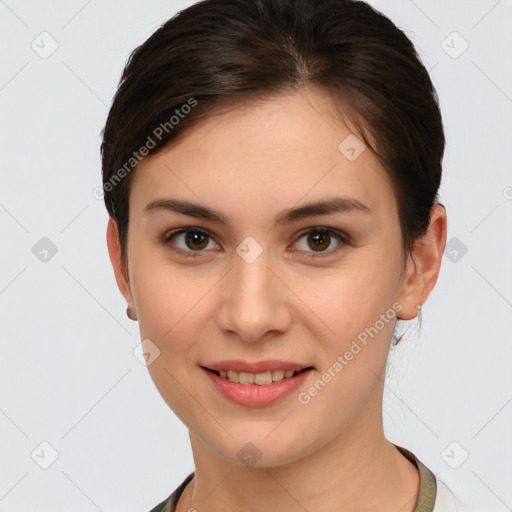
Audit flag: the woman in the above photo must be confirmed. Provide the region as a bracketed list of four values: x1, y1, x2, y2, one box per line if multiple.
[100, 0, 466, 510]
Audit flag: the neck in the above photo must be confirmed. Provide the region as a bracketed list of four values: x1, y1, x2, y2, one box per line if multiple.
[177, 402, 420, 512]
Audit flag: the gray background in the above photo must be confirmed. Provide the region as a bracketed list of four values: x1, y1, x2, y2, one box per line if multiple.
[1, 0, 511, 511]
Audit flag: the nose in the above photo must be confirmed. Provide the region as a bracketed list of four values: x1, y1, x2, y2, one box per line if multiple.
[216, 248, 292, 342]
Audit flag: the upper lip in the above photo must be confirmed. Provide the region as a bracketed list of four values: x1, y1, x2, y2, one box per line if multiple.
[202, 360, 314, 373]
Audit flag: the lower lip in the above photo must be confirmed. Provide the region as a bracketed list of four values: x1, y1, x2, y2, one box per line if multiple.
[202, 367, 313, 407]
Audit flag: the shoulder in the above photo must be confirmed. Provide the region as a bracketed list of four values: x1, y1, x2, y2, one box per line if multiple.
[434, 477, 475, 512]
[146, 495, 171, 512]
[146, 472, 195, 512]
[433, 478, 458, 511]
[393, 443, 469, 512]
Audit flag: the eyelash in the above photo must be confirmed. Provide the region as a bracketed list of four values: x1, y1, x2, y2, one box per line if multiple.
[162, 227, 350, 259]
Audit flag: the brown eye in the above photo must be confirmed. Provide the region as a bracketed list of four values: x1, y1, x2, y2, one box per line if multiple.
[184, 230, 209, 250]
[292, 228, 348, 256]
[307, 230, 331, 251]
[164, 228, 218, 254]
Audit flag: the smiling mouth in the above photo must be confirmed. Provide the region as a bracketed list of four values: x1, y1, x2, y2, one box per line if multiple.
[203, 367, 314, 385]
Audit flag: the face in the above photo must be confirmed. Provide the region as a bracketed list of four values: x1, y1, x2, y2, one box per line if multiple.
[108, 89, 444, 468]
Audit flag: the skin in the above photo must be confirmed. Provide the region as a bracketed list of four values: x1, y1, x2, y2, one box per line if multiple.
[107, 88, 447, 511]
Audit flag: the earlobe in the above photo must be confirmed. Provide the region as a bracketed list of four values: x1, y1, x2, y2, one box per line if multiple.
[106, 218, 134, 307]
[396, 203, 447, 320]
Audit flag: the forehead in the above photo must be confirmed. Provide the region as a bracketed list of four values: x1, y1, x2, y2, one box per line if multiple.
[131, 90, 396, 222]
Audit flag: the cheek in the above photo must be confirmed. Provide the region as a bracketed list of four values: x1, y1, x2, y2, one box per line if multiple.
[130, 247, 213, 330]
[291, 251, 400, 381]
[131, 259, 213, 424]
[296, 268, 394, 339]
[130, 253, 224, 378]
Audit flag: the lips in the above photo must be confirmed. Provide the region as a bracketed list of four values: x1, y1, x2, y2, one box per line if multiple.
[202, 364, 314, 406]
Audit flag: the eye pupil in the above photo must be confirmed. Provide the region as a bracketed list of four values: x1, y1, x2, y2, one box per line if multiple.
[308, 231, 330, 251]
[185, 231, 208, 250]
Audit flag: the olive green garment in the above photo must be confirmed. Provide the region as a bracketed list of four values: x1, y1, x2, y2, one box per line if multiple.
[148, 444, 437, 512]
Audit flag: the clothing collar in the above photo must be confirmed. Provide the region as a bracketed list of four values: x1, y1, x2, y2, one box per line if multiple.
[159, 445, 437, 512]
[395, 444, 437, 512]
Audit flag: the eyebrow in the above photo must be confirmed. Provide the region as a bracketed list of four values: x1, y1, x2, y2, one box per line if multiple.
[144, 196, 372, 226]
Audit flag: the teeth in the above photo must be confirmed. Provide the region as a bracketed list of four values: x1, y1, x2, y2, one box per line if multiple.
[227, 370, 239, 383]
[254, 371, 272, 385]
[216, 368, 302, 385]
[272, 369, 284, 381]
[239, 372, 255, 384]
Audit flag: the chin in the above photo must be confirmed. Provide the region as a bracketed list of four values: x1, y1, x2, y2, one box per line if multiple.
[209, 430, 312, 469]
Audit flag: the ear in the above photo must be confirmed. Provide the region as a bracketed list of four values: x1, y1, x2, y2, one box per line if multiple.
[396, 203, 447, 320]
[106, 217, 134, 307]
